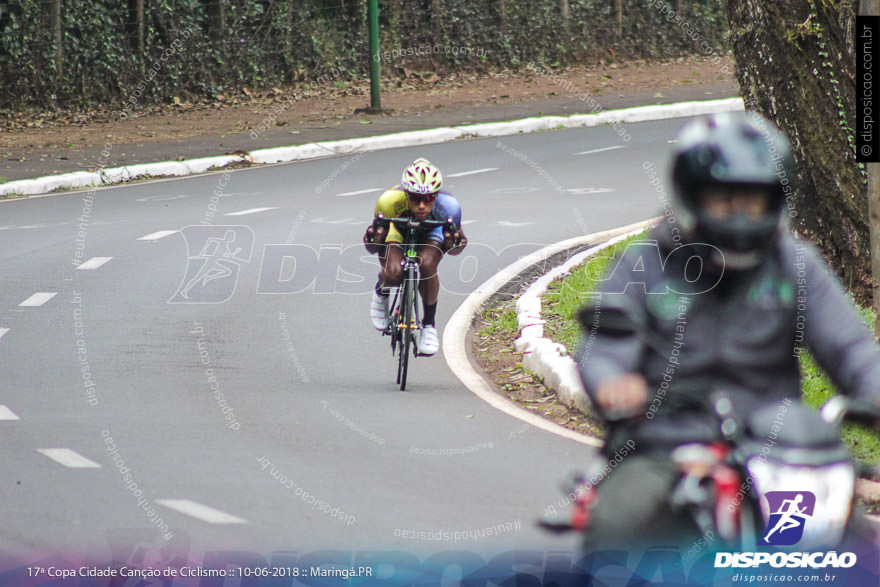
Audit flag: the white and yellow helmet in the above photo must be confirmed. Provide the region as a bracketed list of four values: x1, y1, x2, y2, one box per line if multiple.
[401, 158, 443, 195]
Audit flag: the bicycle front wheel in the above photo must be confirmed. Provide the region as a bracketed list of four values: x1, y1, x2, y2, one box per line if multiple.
[398, 267, 420, 390]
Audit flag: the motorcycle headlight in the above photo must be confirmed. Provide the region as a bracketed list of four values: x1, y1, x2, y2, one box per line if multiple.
[746, 457, 855, 550]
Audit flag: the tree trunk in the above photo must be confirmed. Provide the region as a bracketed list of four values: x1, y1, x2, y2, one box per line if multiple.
[728, 0, 873, 304]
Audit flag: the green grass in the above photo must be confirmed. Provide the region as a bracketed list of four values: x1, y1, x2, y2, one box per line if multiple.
[542, 230, 648, 353]
[542, 233, 880, 467]
[799, 305, 880, 467]
[481, 305, 518, 336]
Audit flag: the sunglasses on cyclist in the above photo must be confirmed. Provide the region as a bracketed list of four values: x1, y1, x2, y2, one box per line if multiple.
[406, 192, 437, 204]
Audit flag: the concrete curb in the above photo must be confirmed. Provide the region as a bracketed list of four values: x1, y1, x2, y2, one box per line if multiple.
[0, 97, 744, 198]
[514, 223, 657, 416]
[442, 218, 658, 447]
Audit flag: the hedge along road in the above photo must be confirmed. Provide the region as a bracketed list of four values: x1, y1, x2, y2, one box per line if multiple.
[0, 116, 693, 561]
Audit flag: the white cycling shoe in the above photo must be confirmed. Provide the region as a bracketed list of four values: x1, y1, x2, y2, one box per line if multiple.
[371, 290, 389, 331]
[418, 325, 440, 356]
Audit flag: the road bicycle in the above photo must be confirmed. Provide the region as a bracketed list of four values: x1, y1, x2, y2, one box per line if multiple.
[372, 213, 453, 390]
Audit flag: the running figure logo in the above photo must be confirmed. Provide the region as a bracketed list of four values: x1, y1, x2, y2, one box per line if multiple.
[759, 491, 816, 546]
[169, 226, 254, 304]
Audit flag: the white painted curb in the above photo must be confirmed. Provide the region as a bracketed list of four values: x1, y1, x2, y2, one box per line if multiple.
[0, 97, 743, 197]
[442, 218, 658, 446]
[514, 224, 657, 416]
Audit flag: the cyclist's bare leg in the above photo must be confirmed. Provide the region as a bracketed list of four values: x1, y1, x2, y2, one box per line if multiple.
[379, 243, 404, 291]
[417, 242, 443, 313]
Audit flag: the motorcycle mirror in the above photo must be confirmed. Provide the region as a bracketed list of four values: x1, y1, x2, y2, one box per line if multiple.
[822, 395, 880, 426]
[820, 396, 848, 424]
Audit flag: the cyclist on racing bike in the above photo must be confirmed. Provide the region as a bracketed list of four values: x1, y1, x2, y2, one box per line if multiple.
[363, 158, 467, 356]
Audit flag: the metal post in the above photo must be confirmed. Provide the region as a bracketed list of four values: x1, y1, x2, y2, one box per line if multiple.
[368, 0, 382, 111]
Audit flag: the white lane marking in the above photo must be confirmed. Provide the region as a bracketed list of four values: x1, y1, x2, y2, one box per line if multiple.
[489, 187, 541, 195]
[75, 257, 113, 270]
[497, 221, 533, 227]
[0, 222, 68, 230]
[565, 187, 614, 195]
[309, 217, 360, 225]
[336, 188, 382, 197]
[37, 448, 101, 468]
[0, 406, 19, 420]
[447, 168, 498, 178]
[19, 292, 57, 307]
[224, 207, 277, 216]
[156, 499, 247, 524]
[135, 195, 190, 202]
[461, 220, 478, 226]
[0, 328, 8, 340]
[138, 230, 178, 241]
[575, 146, 625, 156]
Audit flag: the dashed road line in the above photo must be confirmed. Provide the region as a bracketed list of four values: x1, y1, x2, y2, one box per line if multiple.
[0, 328, 8, 340]
[19, 292, 57, 307]
[447, 168, 498, 178]
[575, 146, 625, 156]
[135, 195, 190, 202]
[0, 406, 19, 420]
[336, 188, 382, 197]
[225, 207, 277, 216]
[155, 499, 247, 524]
[75, 257, 113, 270]
[37, 449, 101, 468]
[138, 230, 178, 241]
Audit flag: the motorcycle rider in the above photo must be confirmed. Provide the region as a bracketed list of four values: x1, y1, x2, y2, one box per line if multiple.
[575, 111, 880, 545]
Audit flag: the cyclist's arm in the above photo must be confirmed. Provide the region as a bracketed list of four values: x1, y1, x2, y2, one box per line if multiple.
[363, 220, 386, 255]
[435, 192, 465, 254]
[364, 189, 406, 255]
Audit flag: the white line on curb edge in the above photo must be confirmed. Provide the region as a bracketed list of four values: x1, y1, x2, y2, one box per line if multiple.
[0, 98, 743, 198]
[442, 218, 658, 447]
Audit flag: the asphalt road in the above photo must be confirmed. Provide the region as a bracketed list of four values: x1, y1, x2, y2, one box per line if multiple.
[0, 118, 680, 567]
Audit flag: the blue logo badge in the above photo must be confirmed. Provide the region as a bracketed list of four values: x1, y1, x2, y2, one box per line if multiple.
[760, 491, 816, 546]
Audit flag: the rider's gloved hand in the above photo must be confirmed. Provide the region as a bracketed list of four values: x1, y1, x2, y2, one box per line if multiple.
[443, 226, 466, 254]
[595, 373, 648, 420]
[364, 223, 385, 244]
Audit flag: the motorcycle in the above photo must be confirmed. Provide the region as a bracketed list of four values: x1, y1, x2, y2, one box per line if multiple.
[538, 300, 880, 553]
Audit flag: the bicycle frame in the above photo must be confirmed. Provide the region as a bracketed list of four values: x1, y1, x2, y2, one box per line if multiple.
[375, 215, 450, 390]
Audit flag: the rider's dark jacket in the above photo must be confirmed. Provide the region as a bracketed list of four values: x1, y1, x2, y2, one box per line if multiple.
[576, 223, 880, 453]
